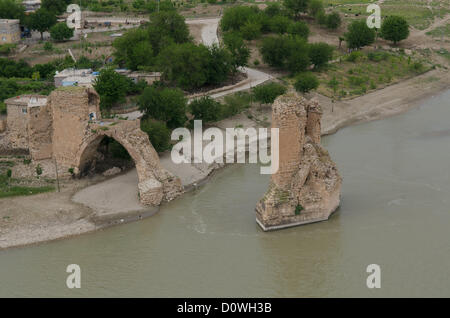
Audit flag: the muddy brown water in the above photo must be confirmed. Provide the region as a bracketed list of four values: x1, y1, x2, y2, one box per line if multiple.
[1, 90, 450, 297]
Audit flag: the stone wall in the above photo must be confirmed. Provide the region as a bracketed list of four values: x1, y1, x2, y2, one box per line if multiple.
[6, 102, 29, 149]
[256, 92, 342, 231]
[28, 104, 53, 160]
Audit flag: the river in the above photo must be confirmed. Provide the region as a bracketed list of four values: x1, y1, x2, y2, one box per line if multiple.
[1, 90, 449, 297]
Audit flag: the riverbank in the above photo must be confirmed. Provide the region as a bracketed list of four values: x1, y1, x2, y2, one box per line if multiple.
[1, 68, 449, 249]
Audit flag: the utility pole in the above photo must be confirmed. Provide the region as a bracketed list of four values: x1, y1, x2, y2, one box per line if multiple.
[54, 159, 60, 193]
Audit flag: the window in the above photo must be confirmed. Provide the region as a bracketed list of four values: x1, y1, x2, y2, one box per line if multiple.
[1, 37, 6, 42]
[22, 108, 27, 114]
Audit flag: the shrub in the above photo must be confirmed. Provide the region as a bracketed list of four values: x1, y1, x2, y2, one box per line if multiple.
[346, 51, 364, 62]
[308, 0, 324, 17]
[140, 119, 172, 153]
[241, 21, 262, 40]
[252, 82, 287, 104]
[260, 35, 310, 72]
[190, 96, 222, 122]
[380, 15, 410, 45]
[315, 11, 328, 26]
[221, 6, 258, 32]
[345, 20, 376, 49]
[221, 92, 251, 118]
[309, 42, 334, 69]
[326, 12, 341, 30]
[287, 21, 309, 39]
[294, 72, 319, 93]
[49, 22, 74, 42]
[269, 15, 292, 34]
[138, 86, 187, 128]
[367, 51, 389, 62]
[43, 42, 53, 51]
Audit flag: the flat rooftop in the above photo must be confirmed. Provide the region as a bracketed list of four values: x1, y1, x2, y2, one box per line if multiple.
[5, 95, 48, 107]
[54, 68, 92, 78]
[0, 19, 20, 24]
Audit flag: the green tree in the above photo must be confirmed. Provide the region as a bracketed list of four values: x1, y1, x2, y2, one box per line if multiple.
[220, 6, 258, 32]
[157, 43, 210, 90]
[294, 72, 319, 93]
[283, 0, 310, 17]
[0, 0, 24, 22]
[206, 44, 233, 85]
[113, 28, 152, 70]
[252, 82, 286, 104]
[26, 8, 57, 40]
[41, 0, 68, 14]
[287, 21, 310, 39]
[308, 0, 324, 17]
[223, 32, 250, 70]
[308, 42, 334, 69]
[380, 15, 409, 45]
[190, 96, 222, 122]
[264, 3, 282, 17]
[326, 12, 341, 30]
[93, 68, 128, 110]
[345, 20, 376, 49]
[50, 23, 74, 42]
[269, 15, 292, 34]
[240, 20, 262, 40]
[260, 35, 310, 72]
[140, 118, 172, 152]
[138, 86, 187, 128]
[147, 11, 190, 55]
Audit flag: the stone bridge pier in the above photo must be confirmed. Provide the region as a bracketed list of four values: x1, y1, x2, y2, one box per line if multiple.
[47, 87, 182, 206]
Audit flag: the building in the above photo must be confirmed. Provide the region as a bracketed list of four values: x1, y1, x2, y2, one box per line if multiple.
[128, 72, 161, 85]
[4, 95, 48, 149]
[0, 19, 21, 44]
[22, 0, 41, 13]
[54, 68, 95, 87]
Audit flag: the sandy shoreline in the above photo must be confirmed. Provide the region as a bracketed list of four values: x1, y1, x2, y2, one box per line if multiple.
[1, 69, 448, 250]
[1, 14, 450, 250]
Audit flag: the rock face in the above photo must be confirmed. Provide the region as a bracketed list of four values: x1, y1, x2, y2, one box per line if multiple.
[256, 92, 342, 231]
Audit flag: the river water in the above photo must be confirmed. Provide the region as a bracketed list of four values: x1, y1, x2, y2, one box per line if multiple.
[1, 90, 449, 297]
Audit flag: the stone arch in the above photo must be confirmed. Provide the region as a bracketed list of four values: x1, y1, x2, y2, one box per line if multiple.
[74, 120, 182, 206]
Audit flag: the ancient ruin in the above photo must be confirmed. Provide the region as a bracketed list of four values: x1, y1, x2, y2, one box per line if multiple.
[3, 86, 183, 206]
[256, 92, 342, 231]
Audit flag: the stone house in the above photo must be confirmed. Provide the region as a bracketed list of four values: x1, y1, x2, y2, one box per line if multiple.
[0, 19, 21, 44]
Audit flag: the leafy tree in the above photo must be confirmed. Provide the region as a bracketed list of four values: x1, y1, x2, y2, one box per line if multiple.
[294, 72, 319, 93]
[326, 12, 341, 29]
[206, 44, 233, 85]
[252, 82, 287, 104]
[345, 20, 376, 49]
[93, 68, 129, 110]
[138, 86, 187, 128]
[269, 15, 292, 34]
[157, 43, 210, 90]
[308, 42, 334, 69]
[260, 35, 310, 72]
[220, 6, 259, 32]
[50, 22, 74, 41]
[140, 118, 172, 152]
[113, 28, 152, 69]
[32, 62, 57, 79]
[264, 3, 282, 17]
[240, 20, 262, 40]
[26, 8, 57, 40]
[287, 21, 310, 39]
[283, 0, 310, 17]
[380, 15, 409, 45]
[0, 0, 25, 22]
[308, 0, 324, 17]
[315, 10, 327, 25]
[190, 96, 222, 122]
[223, 32, 250, 70]
[147, 11, 190, 54]
[41, 0, 68, 14]
[145, 0, 176, 13]
[0, 58, 33, 77]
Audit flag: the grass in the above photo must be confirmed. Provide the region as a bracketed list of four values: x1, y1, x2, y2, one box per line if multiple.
[426, 23, 450, 38]
[0, 185, 55, 198]
[314, 50, 431, 98]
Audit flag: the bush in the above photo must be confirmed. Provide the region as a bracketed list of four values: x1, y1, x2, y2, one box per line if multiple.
[345, 20, 376, 49]
[138, 86, 187, 128]
[93, 68, 129, 110]
[241, 21, 262, 40]
[140, 118, 172, 153]
[190, 96, 222, 122]
[221, 92, 251, 118]
[260, 35, 310, 72]
[367, 51, 389, 62]
[50, 22, 74, 42]
[315, 11, 328, 25]
[346, 51, 364, 62]
[380, 15, 410, 45]
[287, 21, 309, 39]
[252, 82, 287, 104]
[43, 42, 53, 51]
[309, 42, 334, 69]
[269, 15, 291, 34]
[308, 0, 324, 17]
[294, 72, 319, 93]
[326, 12, 341, 30]
[220, 6, 259, 32]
